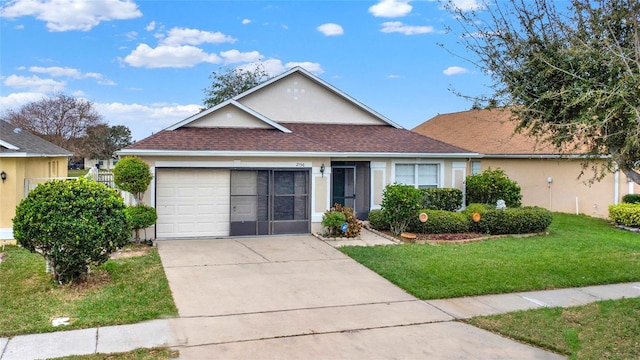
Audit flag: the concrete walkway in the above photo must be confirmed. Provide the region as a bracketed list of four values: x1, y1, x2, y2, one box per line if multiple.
[2, 233, 639, 359]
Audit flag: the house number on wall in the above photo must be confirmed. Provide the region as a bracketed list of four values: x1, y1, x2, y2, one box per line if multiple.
[296, 162, 305, 167]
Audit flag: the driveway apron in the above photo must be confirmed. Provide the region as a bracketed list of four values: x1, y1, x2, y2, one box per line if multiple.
[158, 235, 562, 359]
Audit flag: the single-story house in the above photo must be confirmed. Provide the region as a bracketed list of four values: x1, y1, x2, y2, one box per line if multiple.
[84, 157, 118, 170]
[118, 67, 479, 239]
[0, 120, 71, 241]
[412, 108, 638, 218]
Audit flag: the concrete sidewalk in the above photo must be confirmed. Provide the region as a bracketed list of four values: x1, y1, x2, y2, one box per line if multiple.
[1, 282, 639, 359]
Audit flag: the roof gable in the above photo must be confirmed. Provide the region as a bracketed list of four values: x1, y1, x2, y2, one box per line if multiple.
[170, 100, 291, 133]
[165, 67, 400, 132]
[0, 120, 71, 157]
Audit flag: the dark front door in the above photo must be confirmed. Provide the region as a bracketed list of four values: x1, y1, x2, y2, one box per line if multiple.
[230, 169, 310, 236]
[331, 162, 371, 219]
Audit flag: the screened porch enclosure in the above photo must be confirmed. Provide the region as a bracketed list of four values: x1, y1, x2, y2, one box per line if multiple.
[230, 169, 310, 236]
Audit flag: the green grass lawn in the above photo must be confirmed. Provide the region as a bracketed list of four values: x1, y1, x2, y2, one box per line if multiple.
[51, 347, 179, 360]
[341, 213, 640, 299]
[0, 246, 178, 337]
[68, 169, 89, 177]
[467, 297, 640, 359]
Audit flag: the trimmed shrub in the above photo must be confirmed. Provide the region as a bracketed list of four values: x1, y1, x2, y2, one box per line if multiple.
[322, 210, 347, 237]
[409, 210, 470, 234]
[113, 157, 153, 203]
[609, 203, 640, 227]
[322, 203, 361, 238]
[466, 168, 522, 207]
[381, 184, 422, 236]
[420, 188, 463, 211]
[12, 178, 130, 284]
[472, 206, 553, 235]
[622, 194, 640, 204]
[125, 204, 158, 243]
[366, 209, 389, 231]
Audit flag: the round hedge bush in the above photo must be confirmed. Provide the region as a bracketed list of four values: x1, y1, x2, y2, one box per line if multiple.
[408, 209, 470, 234]
[113, 157, 152, 202]
[125, 204, 158, 243]
[13, 178, 130, 283]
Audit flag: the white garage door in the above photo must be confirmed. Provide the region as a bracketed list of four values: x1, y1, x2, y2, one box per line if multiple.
[156, 169, 230, 239]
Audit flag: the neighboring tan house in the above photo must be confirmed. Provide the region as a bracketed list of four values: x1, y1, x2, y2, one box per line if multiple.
[118, 67, 478, 239]
[413, 108, 638, 218]
[0, 120, 71, 241]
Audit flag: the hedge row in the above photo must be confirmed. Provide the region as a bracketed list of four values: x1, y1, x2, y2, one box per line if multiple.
[419, 188, 463, 212]
[367, 204, 552, 235]
[609, 203, 640, 227]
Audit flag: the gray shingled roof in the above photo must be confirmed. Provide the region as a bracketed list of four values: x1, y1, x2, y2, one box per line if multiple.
[0, 120, 71, 157]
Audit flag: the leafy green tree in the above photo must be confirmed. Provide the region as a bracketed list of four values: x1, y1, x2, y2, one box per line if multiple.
[83, 124, 132, 159]
[202, 65, 268, 108]
[12, 178, 129, 283]
[446, 0, 640, 184]
[113, 157, 153, 203]
[466, 168, 522, 208]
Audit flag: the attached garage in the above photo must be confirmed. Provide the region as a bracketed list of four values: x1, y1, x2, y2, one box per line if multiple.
[155, 168, 310, 239]
[156, 169, 231, 239]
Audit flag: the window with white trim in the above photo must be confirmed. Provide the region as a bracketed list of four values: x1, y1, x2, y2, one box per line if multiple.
[471, 161, 482, 175]
[395, 164, 439, 188]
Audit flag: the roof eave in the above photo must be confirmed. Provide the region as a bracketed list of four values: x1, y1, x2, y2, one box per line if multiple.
[117, 149, 480, 159]
[0, 152, 72, 158]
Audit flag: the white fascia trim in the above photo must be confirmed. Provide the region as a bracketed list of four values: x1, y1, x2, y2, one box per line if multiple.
[117, 149, 480, 159]
[0, 152, 71, 158]
[0, 140, 19, 150]
[166, 100, 291, 133]
[233, 67, 403, 129]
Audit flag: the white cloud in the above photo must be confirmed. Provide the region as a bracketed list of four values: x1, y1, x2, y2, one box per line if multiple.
[220, 49, 262, 64]
[3, 74, 66, 93]
[95, 101, 202, 140]
[145, 20, 156, 31]
[369, 0, 412, 18]
[122, 44, 222, 68]
[125, 30, 138, 40]
[0, 0, 142, 32]
[160, 27, 236, 46]
[0, 92, 46, 112]
[380, 21, 434, 35]
[317, 23, 343, 36]
[449, 0, 484, 12]
[387, 74, 402, 78]
[241, 18, 251, 25]
[28, 66, 116, 85]
[237, 60, 324, 77]
[285, 62, 324, 74]
[443, 66, 470, 75]
[29, 66, 82, 78]
[14, 24, 24, 29]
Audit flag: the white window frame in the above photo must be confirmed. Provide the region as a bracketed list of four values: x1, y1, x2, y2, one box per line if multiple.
[471, 161, 482, 175]
[391, 160, 444, 189]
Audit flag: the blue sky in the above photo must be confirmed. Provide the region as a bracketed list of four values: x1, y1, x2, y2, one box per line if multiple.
[0, 0, 489, 141]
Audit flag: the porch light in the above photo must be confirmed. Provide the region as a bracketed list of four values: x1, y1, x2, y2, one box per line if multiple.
[0, 171, 5, 183]
[320, 164, 325, 177]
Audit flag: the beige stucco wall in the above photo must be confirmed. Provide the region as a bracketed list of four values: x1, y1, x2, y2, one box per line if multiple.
[133, 155, 466, 237]
[477, 158, 634, 218]
[1, 156, 68, 240]
[238, 72, 387, 125]
[186, 104, 273, 129]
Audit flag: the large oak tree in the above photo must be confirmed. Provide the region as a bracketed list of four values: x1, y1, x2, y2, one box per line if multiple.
[446, 0, 640, 183]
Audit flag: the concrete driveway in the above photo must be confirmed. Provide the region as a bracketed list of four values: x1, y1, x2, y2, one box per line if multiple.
[158, 235, 563, 359]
